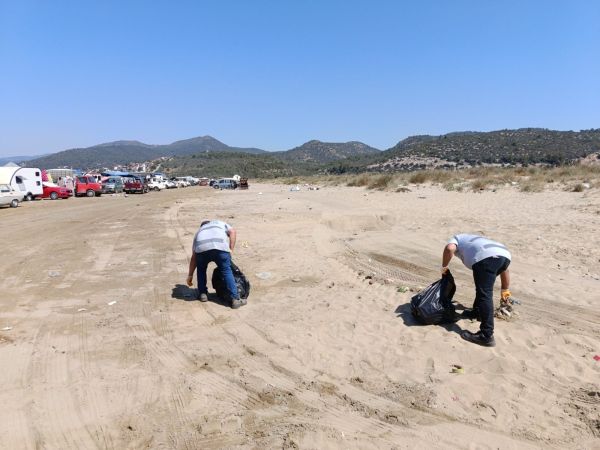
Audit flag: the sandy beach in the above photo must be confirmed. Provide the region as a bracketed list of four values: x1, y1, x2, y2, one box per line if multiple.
[0, 182, 598, 449]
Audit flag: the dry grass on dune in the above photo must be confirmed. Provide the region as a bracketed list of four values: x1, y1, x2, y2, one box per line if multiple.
[272, 165, 599, 193]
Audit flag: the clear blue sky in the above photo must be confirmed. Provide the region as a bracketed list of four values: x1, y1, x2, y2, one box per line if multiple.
[1, 0, 599, 157]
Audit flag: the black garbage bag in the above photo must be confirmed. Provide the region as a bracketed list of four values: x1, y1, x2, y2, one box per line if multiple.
[212, 262, 250, 300]
[410, 271, 456, 325]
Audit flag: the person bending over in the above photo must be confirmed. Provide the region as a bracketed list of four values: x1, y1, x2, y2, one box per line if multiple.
[187, 219, 245, 309]
[442, 234, 512, 347]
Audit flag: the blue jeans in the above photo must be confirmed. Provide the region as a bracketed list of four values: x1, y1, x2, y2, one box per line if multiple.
[472, 256, 510, 339]
[195, 250, 239, 300]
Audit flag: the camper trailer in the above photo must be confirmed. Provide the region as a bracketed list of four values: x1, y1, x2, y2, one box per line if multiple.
[0, 167, 43, 201]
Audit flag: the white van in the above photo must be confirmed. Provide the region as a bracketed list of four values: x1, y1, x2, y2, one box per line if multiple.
[0, 167, 43, 201]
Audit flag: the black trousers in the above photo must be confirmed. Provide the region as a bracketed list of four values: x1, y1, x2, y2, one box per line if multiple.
[472, 256, 511, 338]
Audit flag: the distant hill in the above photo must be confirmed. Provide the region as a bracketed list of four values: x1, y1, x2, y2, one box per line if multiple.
[160, 151, 308, 179]
[383, 128, 600, 167]
[273, 140, 380, 163]
[27, 136, 267, 169]
[0, 154, 48, 165]
[325, 128, 600, 173]
[22, 128, 600, 175]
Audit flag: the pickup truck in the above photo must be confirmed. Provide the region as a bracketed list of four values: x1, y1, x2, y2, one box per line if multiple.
[75, 176, 103, 197]
[124, 178, 148, 194]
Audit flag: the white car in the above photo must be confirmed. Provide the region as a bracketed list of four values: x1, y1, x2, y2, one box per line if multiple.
[148, 179, 167, 191]
[0, 184, 21, 208]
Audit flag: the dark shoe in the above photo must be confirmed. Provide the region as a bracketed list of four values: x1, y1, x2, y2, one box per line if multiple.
[461, 330, 496, 347]
[198, 293, 208, 302]
[231, 298, 244, 309]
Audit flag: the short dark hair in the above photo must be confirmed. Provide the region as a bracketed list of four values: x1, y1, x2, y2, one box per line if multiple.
[201, 220, 210, 226]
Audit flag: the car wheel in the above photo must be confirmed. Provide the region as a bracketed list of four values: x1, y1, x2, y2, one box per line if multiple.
[86, 189, 95, 197]
[10, 199, 19, 208]
[50, 192, 58, 200]
[24, 193, 33, 201]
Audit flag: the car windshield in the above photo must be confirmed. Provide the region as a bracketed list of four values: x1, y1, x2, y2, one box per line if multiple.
[0, 184, 11, 193]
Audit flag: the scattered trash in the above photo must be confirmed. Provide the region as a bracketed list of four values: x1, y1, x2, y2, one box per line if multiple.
[327, 281, 335, 288]
[594, 355, 600, 362]
[290, 185, 300, 192]
[140, 261, 149, 265]
[255, 272, 272, 280]
[451, 364, 464, 374]
[1, 326, 13, 331]
[258, 192, 263, 195]
[397, 286, 409, 293]
[241, 241, 249, 248]
[291, 278, 301, 282]
[77, 308, 87, 312]
[48, 270, 61, 277]
[107, 301, 117, 306]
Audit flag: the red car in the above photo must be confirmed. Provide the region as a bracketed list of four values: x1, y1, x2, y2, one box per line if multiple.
[75, 176, 102, 197]
[41, 182, 72, 200]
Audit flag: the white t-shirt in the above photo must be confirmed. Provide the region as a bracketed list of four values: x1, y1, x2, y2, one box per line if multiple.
[192, 220, 232, 253]
[448, 234, 511, 269]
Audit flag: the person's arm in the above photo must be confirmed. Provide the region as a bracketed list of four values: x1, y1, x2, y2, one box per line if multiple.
[500, 269, 511, 301]
[187, 252, 196, 286]
[228, 228, 237, 251]
[441, 243, 457, 274]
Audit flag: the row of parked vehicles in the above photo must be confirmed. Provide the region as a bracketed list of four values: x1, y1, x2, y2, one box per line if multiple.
[0, 166, 249, 209]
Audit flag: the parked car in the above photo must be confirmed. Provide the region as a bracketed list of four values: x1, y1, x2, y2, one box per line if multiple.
[75, 176, 103, 197]
[148, 178, 167, 191]
[213, 178, 238, 190]
[102, 177, 124, 194]
[124, 177, 148, 194]
[0, 184, 20, 208]
[41, 182, 72, 200]
[172, 177, 190, 188]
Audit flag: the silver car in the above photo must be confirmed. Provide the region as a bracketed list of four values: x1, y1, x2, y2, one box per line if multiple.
[0, 184, 20, 208]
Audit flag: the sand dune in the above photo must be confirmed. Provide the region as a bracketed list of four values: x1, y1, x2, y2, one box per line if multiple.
[0, 183, 598, 449]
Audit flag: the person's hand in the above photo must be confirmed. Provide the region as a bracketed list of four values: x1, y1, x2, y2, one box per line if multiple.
[501, 289, 511, 302]
[186, 275, 193, 287]
[441, 266, 449, 276]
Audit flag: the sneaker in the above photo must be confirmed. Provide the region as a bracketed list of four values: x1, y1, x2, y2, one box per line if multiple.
[231, 298, 244, 309]
[461, 330, 496, 347]
[198, 293, 208, 302]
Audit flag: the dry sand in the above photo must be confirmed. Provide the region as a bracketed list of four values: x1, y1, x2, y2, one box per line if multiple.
[0, 182, 598, 449]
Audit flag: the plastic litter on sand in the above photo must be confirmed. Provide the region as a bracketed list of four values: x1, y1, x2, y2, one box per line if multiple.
[255, 272, 272, 280]
[1, 326, 13, 331]
[77, 308, 87, 312]
[107, 301, 117, 306]
[451, 364, 465, 374]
